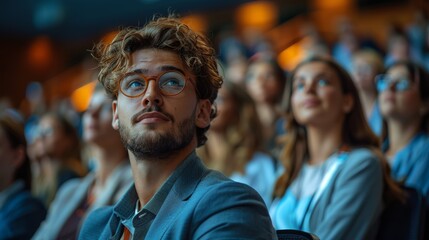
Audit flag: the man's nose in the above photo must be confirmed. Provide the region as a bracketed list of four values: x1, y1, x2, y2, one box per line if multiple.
[141, 80, 162, 107]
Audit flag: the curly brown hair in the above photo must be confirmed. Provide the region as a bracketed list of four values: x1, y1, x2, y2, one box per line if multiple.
[92, 16, 223, 146]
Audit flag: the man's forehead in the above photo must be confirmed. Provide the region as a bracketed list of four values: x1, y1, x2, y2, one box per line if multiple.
[128, 49, 187, 71]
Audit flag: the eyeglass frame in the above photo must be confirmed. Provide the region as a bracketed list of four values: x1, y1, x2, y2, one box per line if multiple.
[375, 74, 417, 92]
[117, 70, 196, 98]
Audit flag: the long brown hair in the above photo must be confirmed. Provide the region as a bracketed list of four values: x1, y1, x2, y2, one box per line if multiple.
[0, 109, 32, 191]
[274, 56, 403, 203]
[200, 81, 264, 176]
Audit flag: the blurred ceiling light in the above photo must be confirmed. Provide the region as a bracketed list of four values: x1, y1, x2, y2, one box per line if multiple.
[236, 1, 278, 31]
[71, 81, 96, 112]
[181, 14, 207, 33]
[27, 36, 54, 70]
[33, 1, 64, 29]
[278, 41, 304, 71]
[312, 0, 352, 11]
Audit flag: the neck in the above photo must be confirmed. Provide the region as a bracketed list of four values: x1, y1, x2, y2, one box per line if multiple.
[204, 131, 229, 172]
[307, 123, 344, 165]
[131, 140, 196, 206]
[359, 91, 377, 119]
[256, 103, 278, 127]
[386, 118, 421, 156]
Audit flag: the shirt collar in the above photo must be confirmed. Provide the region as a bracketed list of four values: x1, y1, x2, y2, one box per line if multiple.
[113, 150, 198, 221]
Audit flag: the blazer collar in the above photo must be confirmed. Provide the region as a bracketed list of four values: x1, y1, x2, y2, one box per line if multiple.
[113, 151, 207, 220]
[171, 151, 208, 201]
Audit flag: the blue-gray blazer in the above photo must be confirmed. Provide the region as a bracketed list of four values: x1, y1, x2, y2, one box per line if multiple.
[79, 153, 277, 239]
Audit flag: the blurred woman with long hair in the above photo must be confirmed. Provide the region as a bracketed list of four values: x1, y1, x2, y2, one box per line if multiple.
[270, 57, 402, 239]
[378, 60, 429, 203]
[198, 81, 277, 206]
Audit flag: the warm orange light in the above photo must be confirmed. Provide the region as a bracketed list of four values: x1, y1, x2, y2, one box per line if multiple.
[277, 42, 304, 71]
[181, 14, 207, 33]
[312, 0, 352, 11]
[100, 30, 120, 45]
[27, 36, 53, 70]
[71, 81, 96, 112]
[236, 1, 278, 31]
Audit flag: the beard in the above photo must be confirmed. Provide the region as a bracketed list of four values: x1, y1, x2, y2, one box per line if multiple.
[118, 107, 196, 160]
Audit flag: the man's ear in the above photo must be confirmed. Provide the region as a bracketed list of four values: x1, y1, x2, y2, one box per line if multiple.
[112, 100, 119, 130]
[195, 99, 211, 129]
[343, 94, 354, 113]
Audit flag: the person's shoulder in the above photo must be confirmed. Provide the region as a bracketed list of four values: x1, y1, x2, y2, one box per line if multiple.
[198, 170, 264, 201]
[79, 206, 114, 239]
[56, 174, 93, 199]
[413, 133, 429, 153]
[339, 147, 382, 177]
[2, 189, 46, 217]
[190, 171, 276, 239]
[347, 148, 379, 164]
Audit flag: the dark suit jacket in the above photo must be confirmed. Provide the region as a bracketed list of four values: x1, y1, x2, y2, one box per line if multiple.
[79, 152, 277, 239]
[0, 188, 47, 240]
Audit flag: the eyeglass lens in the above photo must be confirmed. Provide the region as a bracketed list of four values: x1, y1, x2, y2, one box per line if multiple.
[376, 75, 411, 92]
[120, 71, 186, 97]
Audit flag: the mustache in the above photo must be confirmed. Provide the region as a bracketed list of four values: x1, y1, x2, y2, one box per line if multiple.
[131, 105, 174, 124]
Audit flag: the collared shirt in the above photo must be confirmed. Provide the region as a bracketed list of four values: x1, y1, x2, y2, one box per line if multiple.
[383, 132, 429, 200]
[0, 181, 24, 209]
[116, 151, 197, 239]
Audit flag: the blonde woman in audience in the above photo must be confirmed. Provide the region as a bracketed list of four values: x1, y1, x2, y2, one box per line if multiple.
[270, 56, 402, 239]
[378, 60, 429, 204]
[32, 112, 87, 207]
[245, 54, 286, 157]
[351, 49, 384, 135]
[33, 83, 132, 240]
[198, 81, 277, 206]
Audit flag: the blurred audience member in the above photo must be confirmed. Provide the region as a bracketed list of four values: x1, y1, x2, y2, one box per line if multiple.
[0, 109, 47, 239]
[32, 112, 86, 207]
[332, 19, 360, 72]
[271, 57, 402, 239]
[378, 60, 429, 204]
[385, 26, 413, 67]
[351, 49, 384, 135]
[245, 54, 286, 157]
[198, 81, 277, 206]
[33, 83, 132, 240]
[332, 18, 381, 72]
[300, 23, 330, 59]
[224, 56, 248, 86]
[22, 82, 46, 145]
[406, 10, 428, 65]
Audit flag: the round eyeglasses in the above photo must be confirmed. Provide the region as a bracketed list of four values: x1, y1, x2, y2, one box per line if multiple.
[375, 74, 413, 92]
[119, 71, 191, 98]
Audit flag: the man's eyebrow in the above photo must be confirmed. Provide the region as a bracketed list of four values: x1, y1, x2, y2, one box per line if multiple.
[159, 65, 186, 75]
[123, 65, 186, 77]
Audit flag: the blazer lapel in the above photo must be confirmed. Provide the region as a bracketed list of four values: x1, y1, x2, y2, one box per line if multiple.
[145, 155, 208, 239]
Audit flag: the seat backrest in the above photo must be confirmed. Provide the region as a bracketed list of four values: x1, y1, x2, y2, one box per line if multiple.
[376, 186, 426, 240]
[276, 229, 320, 240]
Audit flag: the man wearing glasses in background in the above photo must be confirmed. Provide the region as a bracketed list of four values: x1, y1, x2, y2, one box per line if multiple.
[78, 16, 276, 239]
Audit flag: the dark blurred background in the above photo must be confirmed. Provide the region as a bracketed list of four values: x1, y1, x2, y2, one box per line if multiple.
[0, 0, 426, 116]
